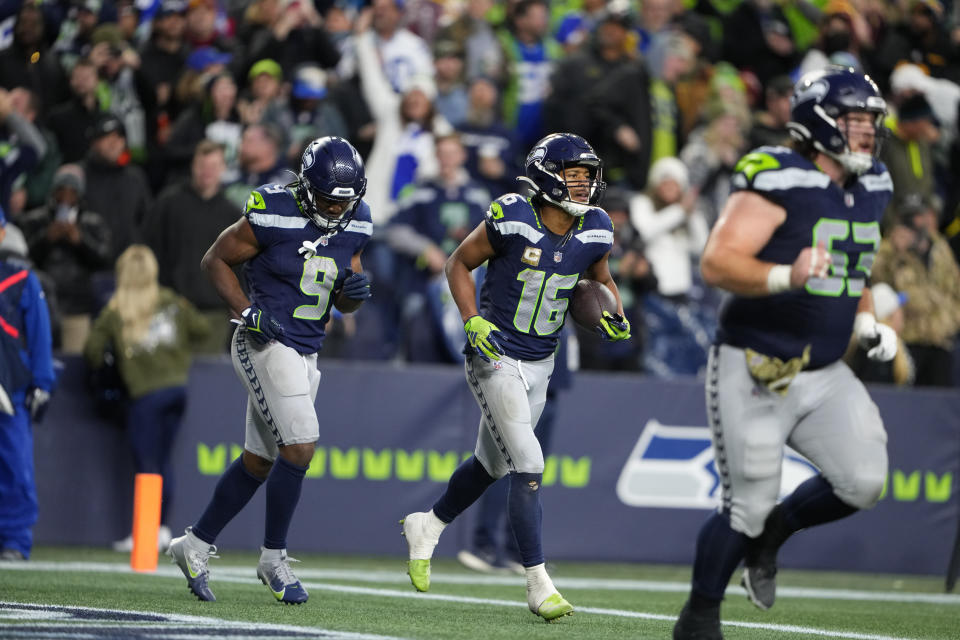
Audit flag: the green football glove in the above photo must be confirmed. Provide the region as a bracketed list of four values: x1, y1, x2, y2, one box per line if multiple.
[596, 311, 631, 341]
[464, 315, 507, 362]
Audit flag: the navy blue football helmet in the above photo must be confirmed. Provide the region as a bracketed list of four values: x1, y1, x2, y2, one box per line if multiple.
[297, 136, 367, 233]
[788, 66, 886, 176]
[518, 133, 606, 216]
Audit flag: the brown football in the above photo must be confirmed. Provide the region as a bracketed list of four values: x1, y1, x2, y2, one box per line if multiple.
[568, 279, 617, 330]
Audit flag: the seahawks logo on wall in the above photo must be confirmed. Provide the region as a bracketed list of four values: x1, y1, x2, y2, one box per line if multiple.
[616, 419, 817, 509]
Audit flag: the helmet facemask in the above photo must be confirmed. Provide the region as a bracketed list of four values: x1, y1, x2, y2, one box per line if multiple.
[817, 105, 886, 176]
[297, 177, 360, 234]
[521, 158, 606, 217]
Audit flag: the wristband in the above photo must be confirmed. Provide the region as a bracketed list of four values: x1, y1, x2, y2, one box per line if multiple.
[766, 264, 792, 294]
[853, 311, 877, 340]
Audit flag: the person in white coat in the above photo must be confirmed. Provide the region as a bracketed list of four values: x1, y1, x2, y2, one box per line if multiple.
[629, 156, 708, 299]
[354, 8, 446, 226]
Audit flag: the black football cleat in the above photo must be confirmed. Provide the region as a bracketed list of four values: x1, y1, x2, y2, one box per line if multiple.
[742, 504, 790, 610]
[673, 601, 723, 640]
[741, 562, 777, 610]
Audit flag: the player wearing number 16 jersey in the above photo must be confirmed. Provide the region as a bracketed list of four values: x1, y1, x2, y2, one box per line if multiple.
[166, 137, 373, 604]
[673, 68, 896, 639]
[400, 133, 630, 621]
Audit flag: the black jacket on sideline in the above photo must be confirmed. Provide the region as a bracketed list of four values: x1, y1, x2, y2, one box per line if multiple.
[142, 180, 242, 310]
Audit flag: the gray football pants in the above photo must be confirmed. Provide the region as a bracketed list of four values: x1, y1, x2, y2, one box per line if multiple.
[231, 326, 322, 461]
[464, 352, 554, 478]
[708, 344, 888, 538]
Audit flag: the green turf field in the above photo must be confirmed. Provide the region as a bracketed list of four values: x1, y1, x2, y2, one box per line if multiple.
[0, 547, 957, 639]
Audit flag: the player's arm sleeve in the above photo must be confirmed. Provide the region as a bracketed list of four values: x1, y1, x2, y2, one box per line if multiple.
[351, 201, 373, 255]
[592, 212, 616, 265]
[729, 150, 821, 209]
[482, 200, 510, 254]
[242, 188, 279, 248]
[21, 272, 54, 391]
[872, 166, 894, 222]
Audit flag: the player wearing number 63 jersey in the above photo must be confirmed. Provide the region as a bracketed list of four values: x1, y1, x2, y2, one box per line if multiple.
[399, 132, 629, 621]
[674, 68, 896, 639]
[166, 137, 372, 605]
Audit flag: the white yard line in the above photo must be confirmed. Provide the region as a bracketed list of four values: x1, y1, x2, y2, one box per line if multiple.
[7, 561, 958, 605]
[1, 561, 953, 640]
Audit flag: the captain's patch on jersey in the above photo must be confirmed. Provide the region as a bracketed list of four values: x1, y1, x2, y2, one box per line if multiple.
[521, 246, 542, 266]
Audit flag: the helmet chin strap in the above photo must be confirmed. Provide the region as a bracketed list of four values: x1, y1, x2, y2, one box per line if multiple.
[518, 175, 593, 217]
[827, 149, 873, 176]
[557, 199, 592, 217]
[310, 202, 355, 234]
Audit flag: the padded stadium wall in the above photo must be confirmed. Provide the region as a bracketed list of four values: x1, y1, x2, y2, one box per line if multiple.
[33, 357, 960, 575]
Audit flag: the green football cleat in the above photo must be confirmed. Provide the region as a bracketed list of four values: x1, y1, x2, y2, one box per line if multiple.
[407, 558, 431, 592]
[535, 593, 574, 622]
[401, 513, 442, 592]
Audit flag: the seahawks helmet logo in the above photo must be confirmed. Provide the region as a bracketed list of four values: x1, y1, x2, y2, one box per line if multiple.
[302, 145, 317, 170]
[792, 78, 828, 107]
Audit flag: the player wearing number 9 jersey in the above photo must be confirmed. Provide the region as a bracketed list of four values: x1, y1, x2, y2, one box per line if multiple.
[674, 68, 897, 639]
[399, 133, 629, 621]
[166, 137, 372, 605]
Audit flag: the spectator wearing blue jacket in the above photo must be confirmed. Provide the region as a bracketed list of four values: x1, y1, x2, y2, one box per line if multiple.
[0, 205, 55, 561]
[385, 133, 488, 362]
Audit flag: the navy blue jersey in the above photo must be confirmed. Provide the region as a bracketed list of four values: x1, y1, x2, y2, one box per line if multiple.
[479, 193, 613, 360]
[242, 184, 372, 354]
[717, 146, 893, 368]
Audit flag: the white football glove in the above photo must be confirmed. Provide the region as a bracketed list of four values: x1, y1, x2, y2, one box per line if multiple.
[854, 312, 898, 362]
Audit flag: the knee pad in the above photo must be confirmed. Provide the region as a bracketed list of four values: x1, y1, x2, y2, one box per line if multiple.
[512, 448, 544, 475]
[829, 433, 888, 510]
[833, 465, 886, 510]
[729, 497, 777, 538]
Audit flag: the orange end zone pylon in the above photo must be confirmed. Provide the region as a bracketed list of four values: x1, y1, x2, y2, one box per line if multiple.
[130, 473, 163, 572]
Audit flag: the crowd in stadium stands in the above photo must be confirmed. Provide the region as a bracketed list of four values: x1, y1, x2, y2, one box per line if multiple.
[0, 0, 958, 387]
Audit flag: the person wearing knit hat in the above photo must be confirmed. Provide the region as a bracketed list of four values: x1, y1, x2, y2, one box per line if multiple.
[630, 156, 708, 299]
[81, 107, 152, 268]
[17, 163, 111, 354]
[647, 156, 689, 192]
[51, 163, 86, 197]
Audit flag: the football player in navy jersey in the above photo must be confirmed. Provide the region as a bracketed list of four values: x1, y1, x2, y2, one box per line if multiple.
[673, 68, 898, 639]
[166, 137, 373, 604]
[400, 133, 630, 621]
